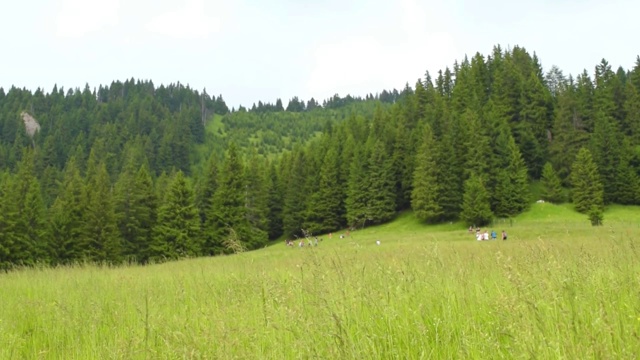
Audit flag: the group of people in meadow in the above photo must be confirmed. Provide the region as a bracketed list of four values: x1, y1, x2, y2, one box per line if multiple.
[284, 230, 353, 248]
[285, 236, 321, 248]
[469, 227, 507, 241]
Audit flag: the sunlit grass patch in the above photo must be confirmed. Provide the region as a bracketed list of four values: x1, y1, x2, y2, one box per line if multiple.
[2, 204, 640, 359]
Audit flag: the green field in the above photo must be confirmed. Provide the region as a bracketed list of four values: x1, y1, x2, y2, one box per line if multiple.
[2, 203, 640, 359]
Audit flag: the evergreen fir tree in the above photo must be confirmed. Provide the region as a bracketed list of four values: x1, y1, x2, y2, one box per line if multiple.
[613, 139, 640, 205]
[571, 147, 604, 213]
[623, 81, 640, 145]
[411, 123, 442, 223]
[519, 72, 552, 178]
[7, 149, 48, 265]
[243, 148, 269, 249]
[133, 164, 158, 263]
[391, 119, 415, 210]
[436, 129, 463, 220]
[489, 117, 530, 217]
[460, 109, 490, 181]
[306, 144, 343, 233]
[588, 205, 604, 226]
[152, 171, 201, 260]
[0, 173, 16, 270]
[18, 175, 47, 264]
[84, 161, 121, 264]
[460, 174, 493, 226]
[209, 143, 264, 252]
[540, 162, 565, 203]
[549, 82, 590, 184]
[114, 161, 157, 264]
[48, 156, 87, 265]
[196, 152, 219, 225]
[364, 139, 396, 225]
[345, 144, 370, 228]
[590, 110, 622, 204]
[282, 149, 307, 237]
[265, 162, 283, 239]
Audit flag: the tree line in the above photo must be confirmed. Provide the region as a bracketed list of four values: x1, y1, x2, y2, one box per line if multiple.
[1, 44, 640, 270]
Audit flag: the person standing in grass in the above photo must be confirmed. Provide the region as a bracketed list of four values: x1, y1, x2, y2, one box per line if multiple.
[502, 230, 507, 241]
[491, 230, 497, 240]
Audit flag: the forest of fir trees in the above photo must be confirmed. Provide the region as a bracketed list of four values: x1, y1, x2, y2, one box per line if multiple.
[1, 45, 640, 270]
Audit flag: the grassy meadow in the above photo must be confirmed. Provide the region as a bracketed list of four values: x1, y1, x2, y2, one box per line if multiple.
[2, 203, 640, 359]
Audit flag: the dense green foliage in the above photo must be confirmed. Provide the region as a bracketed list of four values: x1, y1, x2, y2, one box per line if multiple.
[2, 46, 640, 268]
[571, 147, 604, 214]
[540, 162, 565, 203]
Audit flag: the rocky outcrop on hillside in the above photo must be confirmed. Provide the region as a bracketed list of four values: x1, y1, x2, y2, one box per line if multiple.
[20, 111, 41, 137]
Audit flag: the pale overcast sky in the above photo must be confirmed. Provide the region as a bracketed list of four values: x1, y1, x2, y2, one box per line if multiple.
[1, 0, 639, 108]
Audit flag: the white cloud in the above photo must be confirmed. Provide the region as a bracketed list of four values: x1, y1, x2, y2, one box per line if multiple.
[306, 36, 387, 97]
[145, 0, 221, 40]
[306, 0, 458, 99]
[55, 0, 120, 38]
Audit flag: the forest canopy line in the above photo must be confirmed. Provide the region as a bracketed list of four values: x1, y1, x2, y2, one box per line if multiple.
[1, 44, 640, 270]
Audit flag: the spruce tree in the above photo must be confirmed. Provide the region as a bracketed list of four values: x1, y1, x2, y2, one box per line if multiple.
[8, 149, 48, 265]
[549, 82, 590, 184]
[460, 174, 493, 227]
[614, 139, 640, 205]
[540, 162, 564, 203]
[590, 111, 622, 204]
[114, 162, 157, 264]
[282, 149, 307, 237]
[436, 129, 463, 220]
[84, 161, 121, 264]
[623, 81, 640, 145]
[18, 176, 47, 264]
[49, 156, 87, 265]
[571, 147, 604, 213]
[196, 151, 219, 226]
[243, 148, 269, 249]
[306, 144, 343, 233]
[345, 144, 369, 228]
[0, 173, 16, 270]
[460, 109, 490, 181]
[588, 205, 604, 226]
[411, 123, 442, 223]
[365, 139, 397, 225]
[391, 119, 415, 210]
[265, 162, 283, 239]
[133, 164, 158, 263]
[152, 171, 201, 260]
[209, 143, 264, 252]
[491, 122, 530, 217]
[519, 72, 551, 178]
[114, 151, 138, 260]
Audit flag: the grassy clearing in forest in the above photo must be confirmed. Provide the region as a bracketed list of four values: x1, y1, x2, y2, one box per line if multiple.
[2, 203, 640, 359]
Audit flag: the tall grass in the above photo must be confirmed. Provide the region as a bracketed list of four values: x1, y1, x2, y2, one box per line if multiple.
[2, 204, 640, 359]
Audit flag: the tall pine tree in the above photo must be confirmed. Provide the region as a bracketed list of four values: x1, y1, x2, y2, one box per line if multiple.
[152, 171, 201, 260]
[306, 143, 344, 233]
[84, 161, 121, 264]
[48, 156, 87, 265]
[411, 123, 442, 223]
[571, 147, 604, 213]
[460, 174, 493, 227]
[540, 162, 565, 204]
